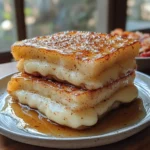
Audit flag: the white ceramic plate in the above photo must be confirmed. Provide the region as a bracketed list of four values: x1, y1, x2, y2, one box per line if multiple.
[0, 72, 150, 149]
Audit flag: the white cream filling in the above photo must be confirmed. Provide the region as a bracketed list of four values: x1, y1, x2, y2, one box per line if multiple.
[18, 59, 136, 89]
[13, 85, 138, 129]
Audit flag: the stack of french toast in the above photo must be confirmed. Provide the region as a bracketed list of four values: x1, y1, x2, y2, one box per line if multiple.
[7, 31, 140, 129]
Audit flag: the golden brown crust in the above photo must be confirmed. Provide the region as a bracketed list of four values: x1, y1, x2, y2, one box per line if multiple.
[7, 72, 135, 98]
[12, 31, 140, 61]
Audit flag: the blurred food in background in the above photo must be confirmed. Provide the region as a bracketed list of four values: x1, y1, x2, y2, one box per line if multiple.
[111, 28, 150, 57]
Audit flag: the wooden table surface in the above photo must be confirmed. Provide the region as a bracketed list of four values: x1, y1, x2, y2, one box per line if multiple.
[0, 62, 150, 150]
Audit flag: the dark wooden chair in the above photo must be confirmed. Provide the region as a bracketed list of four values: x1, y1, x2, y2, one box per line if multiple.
[0, 52, 12, 64]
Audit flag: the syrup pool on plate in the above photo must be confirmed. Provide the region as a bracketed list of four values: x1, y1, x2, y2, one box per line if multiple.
[0, 95, 146, 138]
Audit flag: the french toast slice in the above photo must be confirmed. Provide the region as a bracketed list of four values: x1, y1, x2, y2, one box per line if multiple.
[12, 31, 140, 89]
[7, 73, 138, 129]
[7, 72, 135, 111]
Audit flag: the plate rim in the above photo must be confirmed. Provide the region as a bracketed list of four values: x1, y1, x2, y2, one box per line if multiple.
[0, 114, 149, 141]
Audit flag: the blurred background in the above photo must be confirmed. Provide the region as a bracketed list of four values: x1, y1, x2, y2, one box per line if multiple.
[0, 0, 150, 63]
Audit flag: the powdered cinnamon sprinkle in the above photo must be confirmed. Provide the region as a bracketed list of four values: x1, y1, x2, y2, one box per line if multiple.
[15, 31, 137, 58]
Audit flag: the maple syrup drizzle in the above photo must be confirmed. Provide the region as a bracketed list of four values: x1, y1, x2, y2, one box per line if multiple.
[1, 96, 146, 138]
